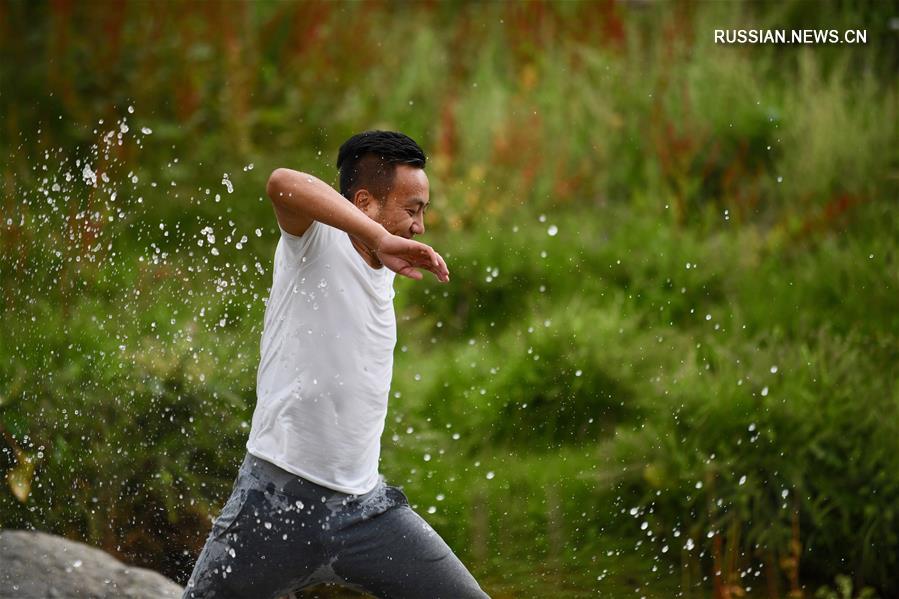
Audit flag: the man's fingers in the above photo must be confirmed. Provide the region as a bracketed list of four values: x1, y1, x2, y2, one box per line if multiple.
[422, 246, 439, 268]
[413, 245, 443, 278]
[427, 249, 441, 275]
[388, 238, 448, 282]
[399, 265, 423, 280]
[420, 247, 448, 283]
[435, 251, 449, 281]
[427, 249, 448, 282]
[424, 247, 448, 280]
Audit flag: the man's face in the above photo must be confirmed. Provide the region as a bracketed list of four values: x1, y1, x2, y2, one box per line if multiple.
[363, 164, 430, 239]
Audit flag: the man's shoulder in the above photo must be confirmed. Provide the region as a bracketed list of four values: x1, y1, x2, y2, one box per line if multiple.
[279, 219, 344, 252]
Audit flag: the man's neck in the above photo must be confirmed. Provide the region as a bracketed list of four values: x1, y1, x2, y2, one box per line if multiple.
[350, 235, 383, 269]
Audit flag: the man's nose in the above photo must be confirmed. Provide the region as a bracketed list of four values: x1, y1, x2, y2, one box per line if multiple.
[411, 215, 424, 236]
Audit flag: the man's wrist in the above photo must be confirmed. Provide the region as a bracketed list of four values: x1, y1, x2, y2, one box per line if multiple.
[365, 223, 390, 254]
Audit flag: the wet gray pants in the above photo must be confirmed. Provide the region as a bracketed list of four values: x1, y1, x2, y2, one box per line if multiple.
[182, 453, 490, 598]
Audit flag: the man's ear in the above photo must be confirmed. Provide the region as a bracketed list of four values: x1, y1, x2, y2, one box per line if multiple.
[354, 189, 375, 215]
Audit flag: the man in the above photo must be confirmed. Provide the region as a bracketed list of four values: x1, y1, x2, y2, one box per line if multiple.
[183, 131, 490, 599]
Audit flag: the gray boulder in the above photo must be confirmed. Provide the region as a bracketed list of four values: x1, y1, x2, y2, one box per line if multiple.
[0, 529, 183, 598]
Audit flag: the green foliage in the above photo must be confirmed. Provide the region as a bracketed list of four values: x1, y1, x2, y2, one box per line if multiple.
[816, 575, 879, 599]
[619, 327, 899, 591]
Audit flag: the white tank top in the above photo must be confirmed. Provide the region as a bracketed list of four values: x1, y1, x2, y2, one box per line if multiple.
[247, 220, 397, 495]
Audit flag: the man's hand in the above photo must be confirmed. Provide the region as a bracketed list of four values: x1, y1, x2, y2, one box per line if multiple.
[374, 234, 450, 283]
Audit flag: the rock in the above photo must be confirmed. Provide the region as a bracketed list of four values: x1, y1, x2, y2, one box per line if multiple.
[0, 529, 183, 598]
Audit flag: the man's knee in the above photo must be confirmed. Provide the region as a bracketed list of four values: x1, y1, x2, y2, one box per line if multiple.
[181, 540, 259, 599]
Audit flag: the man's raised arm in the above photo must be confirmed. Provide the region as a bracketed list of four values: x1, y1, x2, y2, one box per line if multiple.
[266, 167, 381, 243]
[265, 168, 448, 282]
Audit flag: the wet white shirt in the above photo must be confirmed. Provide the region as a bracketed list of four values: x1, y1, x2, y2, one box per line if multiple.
[247, 220, 396, 495]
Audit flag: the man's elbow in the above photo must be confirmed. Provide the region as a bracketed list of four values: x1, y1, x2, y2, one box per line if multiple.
[266, 168, 290, 202]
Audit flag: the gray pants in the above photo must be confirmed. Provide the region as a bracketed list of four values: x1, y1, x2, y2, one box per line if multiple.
[183, 453, 490, 598]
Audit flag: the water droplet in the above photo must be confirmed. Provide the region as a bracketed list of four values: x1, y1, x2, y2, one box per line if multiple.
[485, 471, 495, 480]
[82, 164, 97, 187]
[547, 224, 558, 236]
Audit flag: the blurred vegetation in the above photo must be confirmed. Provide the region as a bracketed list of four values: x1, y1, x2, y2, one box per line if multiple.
[1, 0, 897, 597]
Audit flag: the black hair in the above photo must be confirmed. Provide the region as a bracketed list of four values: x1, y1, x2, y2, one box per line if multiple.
[336, 130, 426, 203]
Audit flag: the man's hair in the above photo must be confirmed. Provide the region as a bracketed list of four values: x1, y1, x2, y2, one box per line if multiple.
[336, 130, 426, 203]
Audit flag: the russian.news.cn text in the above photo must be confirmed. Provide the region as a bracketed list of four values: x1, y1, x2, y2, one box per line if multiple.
[715, 29, 867, 44]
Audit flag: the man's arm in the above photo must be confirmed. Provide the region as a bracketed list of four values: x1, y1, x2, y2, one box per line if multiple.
[266, 167, 380, 242]
[265, 168, 449, 282]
